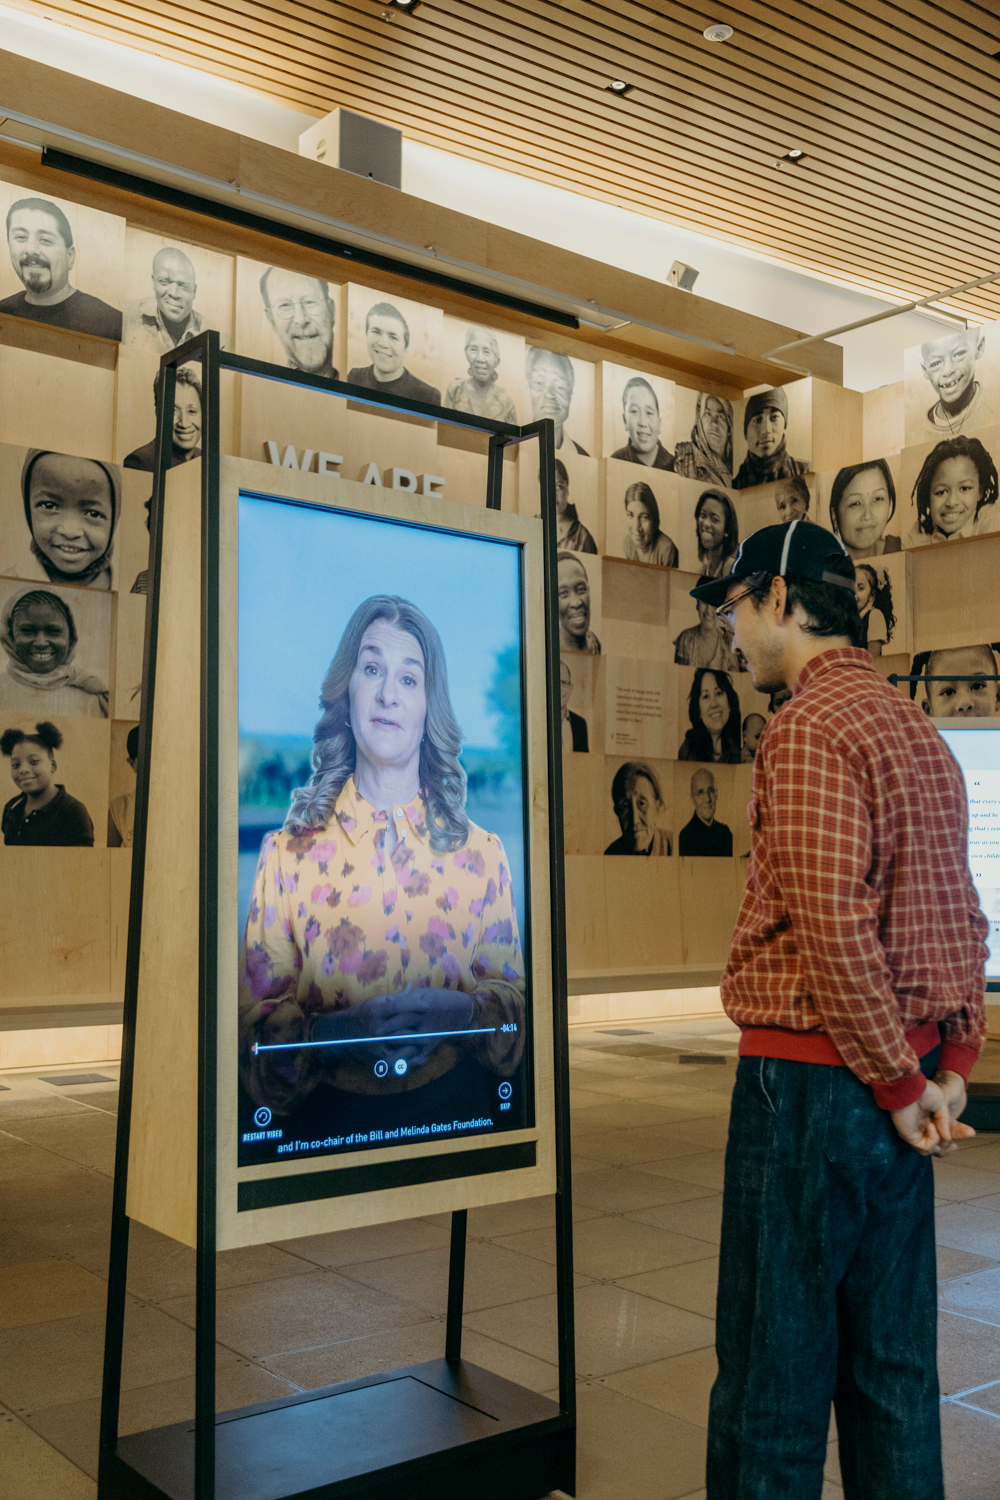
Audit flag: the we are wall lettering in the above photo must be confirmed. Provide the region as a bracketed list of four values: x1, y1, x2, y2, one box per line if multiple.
[265, 442, 445, 496]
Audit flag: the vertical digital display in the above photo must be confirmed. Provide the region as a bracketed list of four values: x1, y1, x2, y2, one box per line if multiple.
[236, 493, 533, 1166]
[934, 722, 1000, 979]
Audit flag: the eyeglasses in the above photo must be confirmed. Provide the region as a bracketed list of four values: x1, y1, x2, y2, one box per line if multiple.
[715, 585, 759, 624]
[714, 572, 771, 624]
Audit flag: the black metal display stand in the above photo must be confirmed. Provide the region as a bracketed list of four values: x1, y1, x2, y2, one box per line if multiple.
[98, 332, 576, 1499]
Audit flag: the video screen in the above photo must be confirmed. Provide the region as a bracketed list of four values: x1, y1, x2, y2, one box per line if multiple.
[933, 722, 1000, 980]
[237, 492, 533, 1166]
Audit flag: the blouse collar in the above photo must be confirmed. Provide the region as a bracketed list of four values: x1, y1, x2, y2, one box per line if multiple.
[334, 775, 430, 847]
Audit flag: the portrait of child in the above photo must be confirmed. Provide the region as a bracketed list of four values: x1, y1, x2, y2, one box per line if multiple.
[905, 436, 999, 546]
[1, 449, 121, 591]
[854, 563, 896, 658]
[911, 645, 1000, 718]
[0, 581, 110, 717]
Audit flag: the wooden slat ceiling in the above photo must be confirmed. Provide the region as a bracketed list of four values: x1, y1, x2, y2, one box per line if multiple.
[11, 0, 1000, 322]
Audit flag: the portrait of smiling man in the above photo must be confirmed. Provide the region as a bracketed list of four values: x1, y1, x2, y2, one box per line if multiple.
[691, 519, 987, 1500]
[0, 196, 122, 340]
[123, 246, 204, 353]
[260, 267, 339, 379]
[348, 300, 440, 405]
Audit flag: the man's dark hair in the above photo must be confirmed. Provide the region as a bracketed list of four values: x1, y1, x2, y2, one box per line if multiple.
[751, 568, 864, 650]
[6, 197, 74, 249]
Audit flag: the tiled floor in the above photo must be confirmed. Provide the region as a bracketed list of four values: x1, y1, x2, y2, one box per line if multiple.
[0, 1020, 998, 1498]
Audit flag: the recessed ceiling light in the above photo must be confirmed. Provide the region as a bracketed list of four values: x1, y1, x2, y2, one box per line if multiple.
[704, 23, 734, 41]
[386, 0, 421, 10]
[776, 149, 807, 167]
[606, 80, 635, 96]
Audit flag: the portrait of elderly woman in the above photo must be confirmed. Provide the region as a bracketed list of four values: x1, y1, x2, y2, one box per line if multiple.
[674, 394, 734, 486]
[526, 348, 589, 454]
[445, 326, 517, 423]
[238, 595, 526, 1134]
[124, 363, 202, 472]
[678, 667, 742, 764]
[604, 761, 672, 855]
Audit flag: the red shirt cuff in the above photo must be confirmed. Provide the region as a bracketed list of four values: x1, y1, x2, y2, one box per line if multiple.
[872, 1071, 927, 1111]
[938, 1041, 980, 1084]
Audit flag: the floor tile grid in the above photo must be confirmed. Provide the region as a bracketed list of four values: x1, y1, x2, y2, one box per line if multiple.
[1, 1029, 999, 1498]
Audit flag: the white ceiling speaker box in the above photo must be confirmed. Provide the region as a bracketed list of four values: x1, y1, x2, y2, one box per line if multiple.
[299, 107, 402, 190]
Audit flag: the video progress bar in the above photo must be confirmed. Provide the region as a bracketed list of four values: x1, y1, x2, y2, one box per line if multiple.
[252, 1026, 497, 1055]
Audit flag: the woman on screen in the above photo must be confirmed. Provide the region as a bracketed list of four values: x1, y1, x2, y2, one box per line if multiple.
[239, 595, 526, 1119]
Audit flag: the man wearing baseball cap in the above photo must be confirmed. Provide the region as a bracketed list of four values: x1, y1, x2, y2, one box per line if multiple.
[699, 521, 987, 1500]
[732, 386, 809, 489]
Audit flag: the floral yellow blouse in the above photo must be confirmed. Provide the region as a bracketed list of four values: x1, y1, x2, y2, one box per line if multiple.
[239, 776, 526, 1113]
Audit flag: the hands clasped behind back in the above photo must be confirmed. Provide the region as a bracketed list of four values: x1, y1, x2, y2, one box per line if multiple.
[890, 1069, 975, 1157]
[310, 987, 476, 1072]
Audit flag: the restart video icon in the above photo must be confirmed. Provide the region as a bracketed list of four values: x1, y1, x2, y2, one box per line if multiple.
[254, 1106, 272, 1128]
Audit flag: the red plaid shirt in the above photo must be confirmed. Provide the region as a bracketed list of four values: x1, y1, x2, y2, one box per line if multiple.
[723, 648, 988, 1110]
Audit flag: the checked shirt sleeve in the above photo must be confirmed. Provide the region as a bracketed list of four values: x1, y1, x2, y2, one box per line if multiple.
[763, 716, 927, 1110]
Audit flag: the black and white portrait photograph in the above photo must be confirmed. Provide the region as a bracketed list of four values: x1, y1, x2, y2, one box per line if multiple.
[820, 458, 902, 560]
[234, 256, 342, 379]
[672, 388, 735, 486]
[600, 362, 674, 469]
[107, 719, 139, 848]
[903, 325, 1000, 448]
[554, 457, 599, 553]
[442, 316, 526, 424]
[900, 431, 1000, 547]
[682, 480, 739, 579]
[115, 351, 236, 473]
[117, 354, 202, 472]
[673, 762, 752, 858]
[732, 384, 811, 491]
[676, 666, 744, 764]
[910, 643, 1000, 718]
[0, 182, 124, 341]
[604, 757, 674, 855]
[557, 550, 602, 654]
[526, 346, 595, 457]
[677, 766, 731, 856]
[0, 712, 109, 848]
[603, 460, 679, 568]
[0, 443, 122, 592]
[122, 228, 234, 355]
[346, 283, 442, 405]
[855, 553, 908, 658]
[561, 656, 590, 753]
[669, 579, 742, 672]
[0, 579, 111, 719]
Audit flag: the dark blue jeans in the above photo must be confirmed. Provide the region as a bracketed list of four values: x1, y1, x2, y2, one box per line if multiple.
[707, 1050, 942, 1500]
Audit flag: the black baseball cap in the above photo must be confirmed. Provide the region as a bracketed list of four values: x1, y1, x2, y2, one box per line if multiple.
[690, 519, 856, 607]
